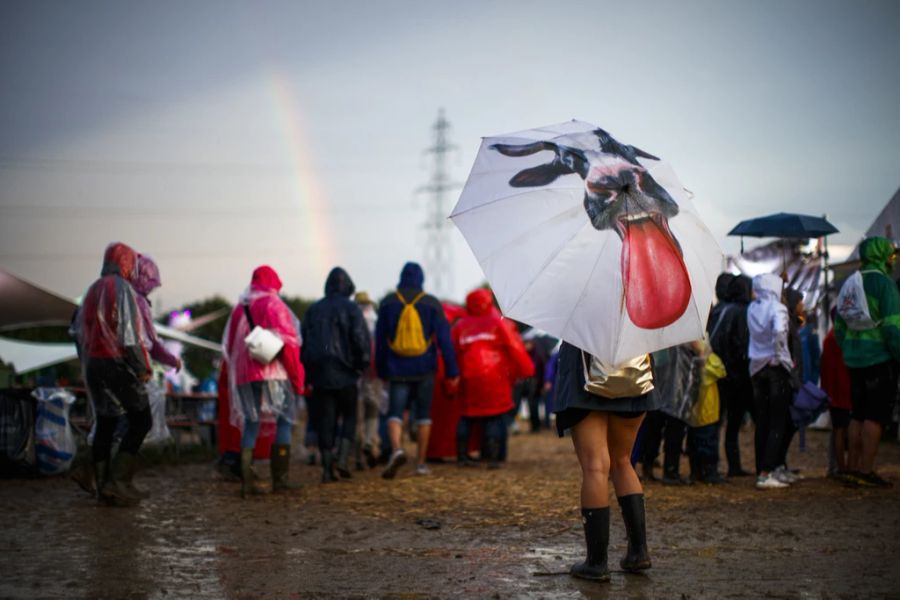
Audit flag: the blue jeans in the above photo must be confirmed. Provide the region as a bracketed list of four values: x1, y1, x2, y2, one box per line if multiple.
[387, 377, 435, 425]
[242, 415, 292, 449]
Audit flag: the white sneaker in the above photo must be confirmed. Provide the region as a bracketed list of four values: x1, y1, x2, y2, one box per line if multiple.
[756, 473, 789, 489]
[381, 449, 407, 480]
[773, 466, 798, 484]
[414, 463, 431, 476]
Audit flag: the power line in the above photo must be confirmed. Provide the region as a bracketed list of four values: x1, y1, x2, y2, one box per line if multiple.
[417, 108, 461, 298]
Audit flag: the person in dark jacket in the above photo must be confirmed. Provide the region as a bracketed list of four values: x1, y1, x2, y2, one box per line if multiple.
[301, 267, 371, 483]
[375, 262, 459, 478]
[707, 273, 754, 477]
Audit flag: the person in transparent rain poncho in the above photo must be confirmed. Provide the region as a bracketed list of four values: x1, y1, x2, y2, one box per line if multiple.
[72, 242, 154, 506]
[222, 265, 305, 497]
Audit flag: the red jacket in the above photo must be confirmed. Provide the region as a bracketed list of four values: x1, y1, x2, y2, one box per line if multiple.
[821, 329, 852, 411]
[78, 242, 151, 375]
[452, 289, 534, 417]
[223, 266, 304, 395]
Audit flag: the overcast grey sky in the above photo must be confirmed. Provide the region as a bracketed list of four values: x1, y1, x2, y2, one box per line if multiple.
[1, 0, 898, 310]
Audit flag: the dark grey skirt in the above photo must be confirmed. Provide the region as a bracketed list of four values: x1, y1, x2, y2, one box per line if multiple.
[552, 342, 659, 436]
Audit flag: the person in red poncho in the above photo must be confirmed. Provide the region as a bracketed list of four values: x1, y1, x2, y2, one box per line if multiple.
[222, 266, 305, 497]
[452, 288, 533, 467]
[821, 310, 853, 477]
[74, 242, 153, 506]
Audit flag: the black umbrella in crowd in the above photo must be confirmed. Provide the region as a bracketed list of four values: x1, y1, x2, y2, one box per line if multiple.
[728, 212, 839, 325]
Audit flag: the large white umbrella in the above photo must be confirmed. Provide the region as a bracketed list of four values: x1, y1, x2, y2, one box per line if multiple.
[450, 120, 722, 364]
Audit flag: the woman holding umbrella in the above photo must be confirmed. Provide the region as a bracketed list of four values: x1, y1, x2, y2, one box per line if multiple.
[554, 344, 657, 580]
[450, 121, 723, 583]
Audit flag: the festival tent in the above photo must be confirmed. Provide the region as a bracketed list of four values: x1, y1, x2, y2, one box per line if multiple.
[0, 337, 79, 374]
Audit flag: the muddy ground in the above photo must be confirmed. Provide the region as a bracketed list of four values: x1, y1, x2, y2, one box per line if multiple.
[2, 427, 899, 599]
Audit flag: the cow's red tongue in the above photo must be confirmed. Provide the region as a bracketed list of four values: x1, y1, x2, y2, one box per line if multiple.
[621, 217, 692, 329]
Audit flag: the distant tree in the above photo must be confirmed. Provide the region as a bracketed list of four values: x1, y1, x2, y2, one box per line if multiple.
[282, 295, 314, 321]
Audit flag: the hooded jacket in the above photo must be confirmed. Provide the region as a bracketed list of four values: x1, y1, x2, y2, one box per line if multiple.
[747, 273, 793, 376]
[301, 267, 371, 389]
[451, 289, 534, 417]
[223, 266, 304, 394]
[374, 262, 459, 379]
[77, 242, 151, 377]
[132, 254, 180, 369]
[707, 273, 752, 381]
[835, 237, 900, 368]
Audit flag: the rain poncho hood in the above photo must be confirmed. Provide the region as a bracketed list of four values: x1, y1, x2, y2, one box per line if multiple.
[101, 242, 138, 279]
[324, 266, 355, 297]
[465, 288, 493, 316]
[398, 262, 424, 290]
[860, 236, 895, 275]
[132, 254, 161, 296]
[251, 265, 283, 292]
[714, 273, 735, 302]
[727, 274, 753, 304]
[747, 273, 792, 376]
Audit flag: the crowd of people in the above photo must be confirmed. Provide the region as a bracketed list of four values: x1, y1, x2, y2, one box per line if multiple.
[67, 237, 899, 582]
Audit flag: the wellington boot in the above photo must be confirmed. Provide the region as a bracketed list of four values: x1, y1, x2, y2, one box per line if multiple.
[240, 448, 268, 498]
[570, 507, 610, 581]
[118, 452, 150, 499]
[96, 455, 140, 507]
[700, 463, 729, 485]
[485, 437, 502, 469]
[321, 450, 338, 483]
[70, 447, 96, 496]
[271, 444, 302, 492]
[335, 438, 353, 479]
[617, 494, 652, 572]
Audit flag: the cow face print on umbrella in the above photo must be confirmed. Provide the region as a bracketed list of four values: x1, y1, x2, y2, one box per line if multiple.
[490, 129, 691, 329]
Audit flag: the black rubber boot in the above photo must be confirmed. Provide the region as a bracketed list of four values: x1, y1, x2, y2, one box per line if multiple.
[118, 452, 150, 499]
[570, 507, 610, 581]
[70, 446, 96, 496]
[617, 494, 652, 572]
[96, 454, 140, 507]
[456, 432, 476, 467]
[321, 449, 338, 483]
[701, 462, 728, 485]
[485, 437, 502, 469]
[335, 438, 353, 479]
[640, 461, 659, 482]
[240, 448, 268, 498]
[271, 444, 302, 492]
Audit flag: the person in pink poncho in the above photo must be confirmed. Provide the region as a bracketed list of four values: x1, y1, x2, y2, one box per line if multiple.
[132, 255, 182, 372]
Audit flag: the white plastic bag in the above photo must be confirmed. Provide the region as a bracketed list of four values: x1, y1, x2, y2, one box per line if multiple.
[837, 271, 879, 331]
[143, 379, 172, 445]
[32, 388, 76, 476]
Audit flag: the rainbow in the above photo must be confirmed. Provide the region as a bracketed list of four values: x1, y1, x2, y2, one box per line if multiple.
[267, 70, 336, 284]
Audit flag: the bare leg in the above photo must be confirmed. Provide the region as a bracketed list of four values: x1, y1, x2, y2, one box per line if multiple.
[847, 419, 863, 472]
[572, 412, 611, 508]
[387, 419, 403, 452]
[416, 423, 431, 466]
[608, 413, 646, 497]
[833, 427, 848, 473]
[859, 420, 883, 474]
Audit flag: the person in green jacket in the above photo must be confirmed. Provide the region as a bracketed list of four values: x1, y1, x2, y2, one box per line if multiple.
[835, 236, 900, 487]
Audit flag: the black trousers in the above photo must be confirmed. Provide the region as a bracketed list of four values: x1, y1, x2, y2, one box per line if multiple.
[751, 366, 792, 474]
[309, 385, 358, 451]
[87, 359, 151, 461]
[718, 374, 754, 472]
[641, 410, 686, 476]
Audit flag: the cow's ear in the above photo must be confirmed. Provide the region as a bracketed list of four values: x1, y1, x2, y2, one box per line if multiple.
[508, 162, 572, 187]
[630, 145, 660, 162]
